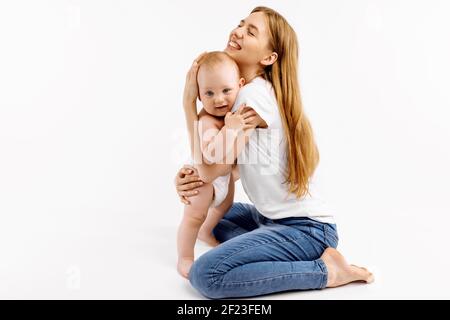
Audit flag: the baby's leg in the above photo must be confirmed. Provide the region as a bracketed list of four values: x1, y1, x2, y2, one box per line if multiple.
[198, 175, 235, 247]
[177, 183, 214, 278]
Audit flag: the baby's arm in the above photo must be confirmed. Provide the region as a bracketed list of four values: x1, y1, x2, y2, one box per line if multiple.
[198, 110, 224, 164]
[200, 106, 256, 166]
[190, 106, 258, 183]
[195, 112, 232, 182]
[198, 112, 226, 165]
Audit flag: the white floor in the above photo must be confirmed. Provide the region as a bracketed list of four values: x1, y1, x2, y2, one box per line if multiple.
[1, 193, 449, 300]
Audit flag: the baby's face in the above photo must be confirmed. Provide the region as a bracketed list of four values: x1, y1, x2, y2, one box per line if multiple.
[197, 63, 244, 117]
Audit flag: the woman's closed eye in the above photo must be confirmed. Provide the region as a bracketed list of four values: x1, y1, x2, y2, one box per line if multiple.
[237, 21, 254, 37]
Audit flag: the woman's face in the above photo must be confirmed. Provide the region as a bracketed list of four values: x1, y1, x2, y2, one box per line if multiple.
[224, 12, 273, 68]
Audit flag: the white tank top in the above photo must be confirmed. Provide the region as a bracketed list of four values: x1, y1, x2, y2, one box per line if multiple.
[232, 77, 334, 223]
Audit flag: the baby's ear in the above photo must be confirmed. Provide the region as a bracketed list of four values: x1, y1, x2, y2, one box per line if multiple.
[239, 77, 245, 88]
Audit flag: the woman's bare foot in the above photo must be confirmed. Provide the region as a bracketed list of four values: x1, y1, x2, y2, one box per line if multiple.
[177, 258, 194, 279]
[197, 230, 220, 247]
[320, 248, 374, 288]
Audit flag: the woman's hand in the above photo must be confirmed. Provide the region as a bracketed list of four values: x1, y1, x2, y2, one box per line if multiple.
[183, 52, 208, 108]
[174, 165, 204, 205]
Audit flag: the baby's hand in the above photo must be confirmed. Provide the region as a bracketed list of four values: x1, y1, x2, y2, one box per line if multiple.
[224, 104, 257, 132]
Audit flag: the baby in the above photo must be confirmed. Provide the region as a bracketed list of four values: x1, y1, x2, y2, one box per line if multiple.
[177, 51, 250, 278]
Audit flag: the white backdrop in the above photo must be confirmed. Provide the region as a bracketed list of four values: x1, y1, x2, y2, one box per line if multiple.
[1, 0, 449, 299]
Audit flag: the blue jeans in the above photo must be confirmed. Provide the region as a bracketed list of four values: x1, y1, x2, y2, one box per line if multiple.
[189, 202, 339, 299]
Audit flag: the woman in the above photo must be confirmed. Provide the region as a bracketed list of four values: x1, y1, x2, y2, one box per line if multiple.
[176, 6, 373, 299]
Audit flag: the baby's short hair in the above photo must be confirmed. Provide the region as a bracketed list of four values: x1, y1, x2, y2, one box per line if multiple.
[197, 51, 240, 75]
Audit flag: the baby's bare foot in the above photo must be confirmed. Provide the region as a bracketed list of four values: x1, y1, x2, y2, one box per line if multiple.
[321, 248, 374, 288]
[197, 230, 220, 247]
[177, 258, 194, 279]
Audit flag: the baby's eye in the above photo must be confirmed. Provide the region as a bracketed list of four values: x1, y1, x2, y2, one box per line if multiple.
[223, 88, 232, 94]
[205, 91, 214, 97]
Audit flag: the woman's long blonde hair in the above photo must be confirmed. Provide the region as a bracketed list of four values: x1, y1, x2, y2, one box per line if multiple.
[252, 6, 319, 198]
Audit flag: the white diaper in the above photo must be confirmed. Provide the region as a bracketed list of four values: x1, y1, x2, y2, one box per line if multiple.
[211, 173, 231, 208]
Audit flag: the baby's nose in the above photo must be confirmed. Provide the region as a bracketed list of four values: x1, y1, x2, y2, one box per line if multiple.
[215, 95, 225, 104]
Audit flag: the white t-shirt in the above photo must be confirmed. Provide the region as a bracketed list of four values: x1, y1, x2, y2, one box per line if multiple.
[232, 77, 334, 224]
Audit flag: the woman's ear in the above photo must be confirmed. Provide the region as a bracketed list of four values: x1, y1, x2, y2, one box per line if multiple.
[261, 52, 278, 66]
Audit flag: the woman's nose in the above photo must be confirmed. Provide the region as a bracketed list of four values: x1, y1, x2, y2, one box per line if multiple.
[232, 27, 243, 39]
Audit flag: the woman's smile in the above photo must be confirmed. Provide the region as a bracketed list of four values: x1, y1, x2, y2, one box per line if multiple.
[227, 40, 241, 50]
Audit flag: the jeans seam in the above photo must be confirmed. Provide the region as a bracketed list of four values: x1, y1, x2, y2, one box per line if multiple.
[324, 225, 338, 248]
[317, 259, 328, 288]
[207, 234, 311, 289]
[323, 224, 328, 246]
[220, 271, 327, 286]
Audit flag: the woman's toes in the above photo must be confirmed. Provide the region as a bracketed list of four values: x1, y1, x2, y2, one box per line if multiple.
[350, 265, 374, 283]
